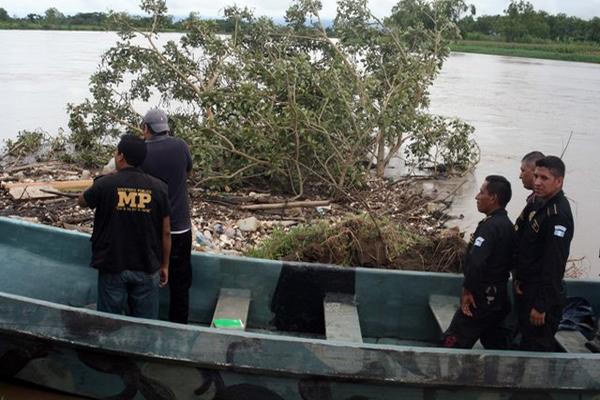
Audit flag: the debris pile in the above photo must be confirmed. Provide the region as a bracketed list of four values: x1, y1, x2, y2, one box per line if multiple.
[0, 160, 466, 271]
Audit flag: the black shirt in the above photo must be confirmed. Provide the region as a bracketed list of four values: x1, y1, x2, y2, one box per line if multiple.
[83, 167, 170, 274]
[463, 209, 515, 295]
[515, 190, 574, 312]
[140, 135, 192, 232]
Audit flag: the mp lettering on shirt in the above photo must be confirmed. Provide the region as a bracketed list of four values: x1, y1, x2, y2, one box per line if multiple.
[116, 188, 153, 212]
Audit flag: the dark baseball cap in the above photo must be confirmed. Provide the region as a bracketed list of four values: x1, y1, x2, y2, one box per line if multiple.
[143, 108, 170, 133]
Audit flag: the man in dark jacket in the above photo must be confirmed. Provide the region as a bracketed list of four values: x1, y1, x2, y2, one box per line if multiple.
[140, 108, 194, 324]
[514, 151, 545, 239]
[78, 134, 171, 319]
[443, 175, 515, 349]
[514, 156, 574, 351]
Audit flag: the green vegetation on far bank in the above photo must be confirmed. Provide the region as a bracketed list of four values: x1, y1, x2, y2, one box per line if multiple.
[451, 40, 600, 64]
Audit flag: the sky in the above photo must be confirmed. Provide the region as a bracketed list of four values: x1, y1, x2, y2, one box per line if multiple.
[1, 0, 600, 20]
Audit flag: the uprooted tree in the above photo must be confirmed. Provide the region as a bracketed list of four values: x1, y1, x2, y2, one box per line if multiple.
[68, 0, 478, 196]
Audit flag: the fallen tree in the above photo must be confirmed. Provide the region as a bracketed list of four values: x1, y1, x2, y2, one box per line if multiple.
[68, 0, 478, 196]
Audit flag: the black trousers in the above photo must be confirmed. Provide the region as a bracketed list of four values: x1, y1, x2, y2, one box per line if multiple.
[516, 284, 564, 352]
[168, 230, 192, 324]
[442, 287, 511, 349]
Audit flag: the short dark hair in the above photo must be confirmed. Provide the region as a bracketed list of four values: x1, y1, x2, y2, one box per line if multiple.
[485, 175, 512, 208]
[117, 134, 147, 167]
[536, 155, 565, 178]
[521, 151, 545, 165]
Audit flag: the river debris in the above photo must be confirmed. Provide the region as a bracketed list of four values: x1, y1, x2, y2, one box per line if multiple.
[0, 159, 467, 271]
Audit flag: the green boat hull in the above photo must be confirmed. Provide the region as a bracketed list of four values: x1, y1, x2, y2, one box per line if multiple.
[0, 216, 599, 399]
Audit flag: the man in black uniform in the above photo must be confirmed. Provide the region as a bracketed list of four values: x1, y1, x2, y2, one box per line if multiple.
[78, 134, 171, 319]
[509, 151, 545, 344]
[443, 175, 515, 349]
[514, 151, 545, 238]
[514, 156, 574, 351]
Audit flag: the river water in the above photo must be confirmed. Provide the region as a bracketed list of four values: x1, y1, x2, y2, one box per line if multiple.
[428, 53, 600, 277]
[1, 30, 599, 276]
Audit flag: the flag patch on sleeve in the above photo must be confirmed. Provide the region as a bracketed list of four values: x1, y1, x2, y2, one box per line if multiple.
[474, 237, 485, 247]
[554, 225, 567, 237]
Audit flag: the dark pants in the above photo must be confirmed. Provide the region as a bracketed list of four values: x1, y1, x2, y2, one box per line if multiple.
[169, 230, 193, 324]
[517, 284, 564, 352]
[97, 270, 160, 319]
[443, 286, 511, 349]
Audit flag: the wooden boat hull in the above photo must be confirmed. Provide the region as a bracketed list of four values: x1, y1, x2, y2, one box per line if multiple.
[0, 217, 599, 399]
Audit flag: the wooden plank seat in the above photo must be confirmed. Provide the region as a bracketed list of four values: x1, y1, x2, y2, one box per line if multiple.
[211, 288, 251, 330]
[429, 295, 459, 333]
[323, 293, 363, 343]
[555, 330, 592, 353]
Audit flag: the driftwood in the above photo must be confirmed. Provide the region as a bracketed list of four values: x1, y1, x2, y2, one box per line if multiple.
[2, 179, 92, 200]
[239, 200, 330, 211]
[5, 161, 63, 173]
[39, 189, 80, 199]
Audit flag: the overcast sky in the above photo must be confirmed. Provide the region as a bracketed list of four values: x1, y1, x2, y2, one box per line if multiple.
[1, 0, 599, 20]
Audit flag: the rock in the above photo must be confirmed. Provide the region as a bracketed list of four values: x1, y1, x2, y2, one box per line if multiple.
[280, 220, 299, 228]
[238, 216, 259, 232]
[15, 171, 25, 180]
[203, 230, 212, 240]
[213, 223, 224, 235]
[81, 169, 91, 179]
[224, 227, 236, 239]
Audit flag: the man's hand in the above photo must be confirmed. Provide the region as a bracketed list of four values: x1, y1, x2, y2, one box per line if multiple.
[530, 307, 545, 326]
[461, 289, 476, 317]
[159, 264, 169, 288]
[513, 279, 523, 296]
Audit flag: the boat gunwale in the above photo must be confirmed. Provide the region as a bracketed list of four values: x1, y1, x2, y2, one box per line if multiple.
[1, 291, 599, 392]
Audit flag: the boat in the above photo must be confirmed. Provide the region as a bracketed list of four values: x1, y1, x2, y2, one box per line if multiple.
[0, 215, 599, 399]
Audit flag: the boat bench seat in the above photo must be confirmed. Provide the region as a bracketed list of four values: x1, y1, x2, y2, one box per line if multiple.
[211, 288, 251, 330]
[429, 295, 459, 333]
[429, 295, 486, 349]
[324, 293, 363, 343]
[555, 330, 592, 353]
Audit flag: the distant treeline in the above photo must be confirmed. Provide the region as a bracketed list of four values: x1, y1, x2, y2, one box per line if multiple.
[459, 0, 600, 43]
[2, 1, 600, 44]
[0, 7, 237, 32]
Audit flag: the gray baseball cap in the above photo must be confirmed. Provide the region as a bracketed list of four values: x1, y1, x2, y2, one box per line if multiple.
[143, 108, 170, 133]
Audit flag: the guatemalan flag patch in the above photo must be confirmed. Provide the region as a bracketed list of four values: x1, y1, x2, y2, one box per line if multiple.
[554, 225, 567, 237]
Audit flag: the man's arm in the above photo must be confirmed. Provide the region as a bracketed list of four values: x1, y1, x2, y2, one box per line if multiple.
[530, 214, 573, 325]
[463, 224, 496, 295]
[78, 180, 101, 209]
[159, 216, 171, 288]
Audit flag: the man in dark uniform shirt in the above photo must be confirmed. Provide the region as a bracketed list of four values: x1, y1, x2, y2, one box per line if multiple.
[514, 156, 574, 352]
[140, 108, 194, 324]
[509, 151, 545, 344]
[514, 151, 545, 241]
[443, 175, 515, 349]
[78, 134, 171, 319]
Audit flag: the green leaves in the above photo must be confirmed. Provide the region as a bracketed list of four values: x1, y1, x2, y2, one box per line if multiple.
[67, 0, 477, 192]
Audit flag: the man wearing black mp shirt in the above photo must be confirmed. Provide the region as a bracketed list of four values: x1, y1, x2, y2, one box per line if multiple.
[78, 134, 171, 319]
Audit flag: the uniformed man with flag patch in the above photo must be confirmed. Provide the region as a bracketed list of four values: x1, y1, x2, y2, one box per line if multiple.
[514, 155, 574, 351]
[443, 175, 515, 349]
